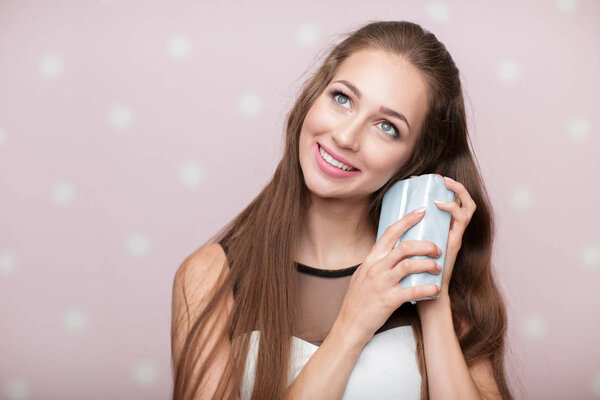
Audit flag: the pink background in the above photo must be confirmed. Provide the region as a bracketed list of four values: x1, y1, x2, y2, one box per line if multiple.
[1, 0, 599, 399]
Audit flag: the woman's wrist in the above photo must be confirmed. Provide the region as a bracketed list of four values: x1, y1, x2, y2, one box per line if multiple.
[416, 291, 452, 320]
[329, 316, 371, 353]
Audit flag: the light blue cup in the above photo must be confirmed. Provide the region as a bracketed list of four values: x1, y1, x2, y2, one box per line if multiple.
[376, 174, 455, 303]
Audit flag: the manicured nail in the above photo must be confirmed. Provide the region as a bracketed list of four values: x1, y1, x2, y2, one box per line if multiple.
[437, 263, 442, 272]
[444, 176, 456, 184]
[434, 200, 445, 205]
[414, 206, 426, 215]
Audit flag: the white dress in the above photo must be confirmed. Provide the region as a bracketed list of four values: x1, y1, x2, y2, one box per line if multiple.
[240, 326, 421, 399]
[218, 242, 422, 399]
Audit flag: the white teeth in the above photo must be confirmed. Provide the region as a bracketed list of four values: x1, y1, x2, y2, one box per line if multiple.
[319, 145, 356, 171]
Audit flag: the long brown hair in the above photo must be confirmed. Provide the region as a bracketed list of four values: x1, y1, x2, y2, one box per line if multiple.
[172, 20, 516, 399]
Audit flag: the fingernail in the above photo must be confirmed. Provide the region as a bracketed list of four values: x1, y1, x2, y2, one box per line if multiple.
[434, 200, 445, 205]
[437, 263, 442, 272]
[413, 206, 426, 215]
[444, 176, 456, 183]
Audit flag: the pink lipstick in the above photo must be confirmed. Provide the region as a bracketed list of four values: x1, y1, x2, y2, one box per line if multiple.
[315, 143, 361, 179]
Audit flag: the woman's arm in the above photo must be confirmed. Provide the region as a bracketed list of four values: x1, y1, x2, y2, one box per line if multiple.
[417, 294, 501, 400]
[282, 318, 368, 400]
[171, 243, 240, 400]
[419, 177, 502, 399]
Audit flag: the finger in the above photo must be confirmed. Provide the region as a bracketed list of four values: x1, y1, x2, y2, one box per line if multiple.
[393, 239, 442, 262]
[433, 174, 461, 207]
[373, 239, 442, 275]
[434, 199, 470, 225]
[441, 176, 476, 212]
[369, 207, 426, 263]
[388, 257, 441, 283]
[389, 282, 440, 305]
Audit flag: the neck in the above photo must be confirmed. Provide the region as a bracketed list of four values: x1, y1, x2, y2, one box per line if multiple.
[297, 194, 376, 268]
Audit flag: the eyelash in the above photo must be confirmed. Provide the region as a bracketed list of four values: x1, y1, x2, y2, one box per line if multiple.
[328, 89, 401, 139]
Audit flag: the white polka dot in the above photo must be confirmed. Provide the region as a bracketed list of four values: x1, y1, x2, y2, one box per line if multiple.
[3, 378, 32, 400]
[125, 232, 152, 258]
[295, 23, 320, 46]
[63, 307, 87, 333]
[592, 370, 600, 396]
[580, 243, 600, 270]
[51, 180, 77, 206]
[566, 116, 591, 142]
[107, 104, 134, 130]
[40, 54, 64, 79]
[0, 250, 16, 276]
[426, 2, 450, 22]
[167, 35, 192, 60]
[496, 59, 521, 84]
[509, 186, 533, 211]
[179, 161, 205, 188]
[555, 0, 578, 13]
[0, 127, 5, 147]
[521, 314, 547, 340]
[238, 92, 262, 117]
[132, 360, 158, 386]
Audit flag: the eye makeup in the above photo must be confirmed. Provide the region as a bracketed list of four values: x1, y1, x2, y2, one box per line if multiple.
[327, 88, 402, 139]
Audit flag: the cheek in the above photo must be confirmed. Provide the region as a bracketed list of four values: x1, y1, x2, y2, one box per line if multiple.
[364, 147, 411, 180]
[299, 102, 332, 155]
[362, 142, 397, 169]
[303, 100, 336, 134]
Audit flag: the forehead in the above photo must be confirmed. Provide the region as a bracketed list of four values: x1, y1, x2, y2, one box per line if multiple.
[334, 48, 423, 83]
[330, 49, 429, 133]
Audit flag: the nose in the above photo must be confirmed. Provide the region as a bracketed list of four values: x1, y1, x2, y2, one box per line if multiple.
[331, 119, 361, 152]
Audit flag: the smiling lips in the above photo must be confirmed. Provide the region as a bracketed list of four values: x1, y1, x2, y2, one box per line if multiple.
[315, 143, 361, 178]
[318, 143, 359, 170]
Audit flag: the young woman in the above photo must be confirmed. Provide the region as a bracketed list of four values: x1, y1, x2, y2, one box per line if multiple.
[171, 20, 514, 400]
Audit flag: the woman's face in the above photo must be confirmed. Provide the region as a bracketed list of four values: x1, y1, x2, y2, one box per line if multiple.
[299, 49, 429, 200]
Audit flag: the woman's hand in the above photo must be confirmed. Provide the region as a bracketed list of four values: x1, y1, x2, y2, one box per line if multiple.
[334, 207, 443, 346]
[429, 174, 477, 295]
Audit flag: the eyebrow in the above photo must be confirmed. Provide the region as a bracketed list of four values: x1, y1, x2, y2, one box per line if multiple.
[332, 79, 411, 134]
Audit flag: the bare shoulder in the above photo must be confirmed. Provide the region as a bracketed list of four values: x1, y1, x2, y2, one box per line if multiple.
[171, 243, 237, 399]
[171, 242, 233, 335]
[177, 242, 228, 274]
[173, 242, 231, 308]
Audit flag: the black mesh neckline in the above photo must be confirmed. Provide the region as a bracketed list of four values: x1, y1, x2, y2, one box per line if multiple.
[219, 240, 360, 278]
[295, 262, 360, 277]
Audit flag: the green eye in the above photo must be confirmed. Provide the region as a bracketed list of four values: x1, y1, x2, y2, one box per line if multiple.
[377, 121, 399, 137]
[329, 89, 401, 139]
[333, 91, 350, 107]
